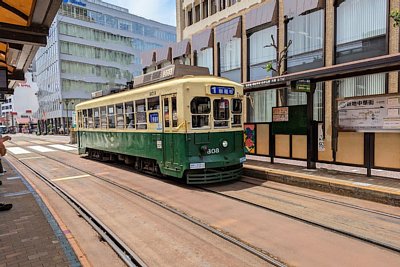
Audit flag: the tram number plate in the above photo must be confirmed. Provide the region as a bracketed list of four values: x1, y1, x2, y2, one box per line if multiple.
[190, 163, 205, 169]
[207, 148, 220, 155]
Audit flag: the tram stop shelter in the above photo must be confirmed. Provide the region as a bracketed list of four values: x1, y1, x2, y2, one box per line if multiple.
[243, 53, 400, 176]
[0, 0, 62, 97]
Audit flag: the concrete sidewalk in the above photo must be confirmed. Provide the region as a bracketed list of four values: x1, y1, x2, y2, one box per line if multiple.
[244, 160, 400, 207]
[0, 158, 81, 267]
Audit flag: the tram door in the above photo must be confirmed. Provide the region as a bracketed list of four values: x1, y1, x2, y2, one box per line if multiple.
[162, 94, 178, 170]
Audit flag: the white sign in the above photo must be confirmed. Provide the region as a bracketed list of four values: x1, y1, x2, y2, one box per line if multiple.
[190, 163, 205, 169]
[338, 95, 400, 132]
[272, 107, 289, 122]
[318, 123, 325, 152]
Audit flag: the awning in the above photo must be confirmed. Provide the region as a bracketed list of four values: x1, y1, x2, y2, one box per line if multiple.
[171, 39, 191, 59]
[215, 17, 242, 44]
[141, 50, 156, 67]
[284, 0, 325, 18]
[0, 0, 62, 89]
[0, 0, 35, 27]
[155, 46, 172, 63]
[245, 0, 277, 30]
[192, 28, 213, 52]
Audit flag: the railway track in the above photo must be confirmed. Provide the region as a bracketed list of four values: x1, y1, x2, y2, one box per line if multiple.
[197, 183, 400, 254]
[7, 140, 287, 267]
[240, 176, 400, 220]
[8, 138, 400, 255]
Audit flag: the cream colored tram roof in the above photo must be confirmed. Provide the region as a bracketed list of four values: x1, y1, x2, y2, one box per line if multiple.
[76, 75, 243, 110]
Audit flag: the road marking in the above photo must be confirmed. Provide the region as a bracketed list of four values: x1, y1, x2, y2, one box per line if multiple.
[48, 144, 76, 151]
[7, 176, 22, 180]
[353, 182, 372, 187]
[7, 147, 31, 155]
[52, 174, 91, 181]
[28, 146, 56, 153]
[19, 156, 46, 160]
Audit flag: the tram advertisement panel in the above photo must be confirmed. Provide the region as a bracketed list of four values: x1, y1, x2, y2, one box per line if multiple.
[338, 94, 400, 132]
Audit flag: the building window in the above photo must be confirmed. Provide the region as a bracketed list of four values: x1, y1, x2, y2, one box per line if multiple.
[247, 90, 277, 123]
[287, 9, 324, 73]
[248, 26, 277, 81]
[336, 0, 387, 64]
[336, 73, 386, 98]
[196, 48, 213, 74]
[220, 38, 241, 83]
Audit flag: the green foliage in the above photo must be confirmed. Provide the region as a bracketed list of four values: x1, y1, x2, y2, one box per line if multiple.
[391, 9, 400, 27]
[265, 62, 273, 72]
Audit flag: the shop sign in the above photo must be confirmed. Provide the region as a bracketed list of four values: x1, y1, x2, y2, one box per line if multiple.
[272, 107, 289, 122]
[63, 0, 86, 7]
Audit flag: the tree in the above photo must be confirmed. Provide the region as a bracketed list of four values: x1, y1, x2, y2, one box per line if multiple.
[263, 34, 292, 76]
[390, 9, 400, 27]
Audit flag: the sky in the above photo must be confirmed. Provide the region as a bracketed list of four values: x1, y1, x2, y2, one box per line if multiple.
[104, 0, 176, 26]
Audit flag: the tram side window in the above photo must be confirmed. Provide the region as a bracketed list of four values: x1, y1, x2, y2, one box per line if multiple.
[116, 103, 124, 129]
[164, 98, 170, 127]
[100, 106, 107, 129]
[82, 110, 88, 128]
[108, 105, 115, 128]
[191, 97, 211, 128]
[213, 99, 229, 128]
[125, 102, 135, 129]
[94, 108, 100, 128]
[147, 96, 160, 123]
[172, 96, 178, 127]
[231, 99, 242, 127]
[136, 99, 147, 129]
[88, 109, 94, 128]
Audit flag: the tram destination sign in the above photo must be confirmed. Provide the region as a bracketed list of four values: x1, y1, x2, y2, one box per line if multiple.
[210, 86, 235, 95]
[338, 94, 400, 132]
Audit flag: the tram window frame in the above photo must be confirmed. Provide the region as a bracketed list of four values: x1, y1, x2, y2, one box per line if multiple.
[164, 98, 170, 127]
[135, 99, 147, 129]
[116, 103, 124, 129]
[231, 98, 242, 127]
[93, 108, 100, 128]
[100, 106, 107, 129]
[213, 98, 230, 128]
[107, 105, 116, 129]
[124, 102, 135, 129]
[172, 96, 178, 127]
[82, 110, 87, 128]
[190, 97, 211, 129]
[147, 96, 160, 124]
[88, 109, 94, 128]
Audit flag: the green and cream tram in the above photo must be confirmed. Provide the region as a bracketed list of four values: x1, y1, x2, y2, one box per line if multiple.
[76, 65, 246, 184]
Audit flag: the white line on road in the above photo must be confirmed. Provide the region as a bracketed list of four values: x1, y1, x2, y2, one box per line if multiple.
[48, 144, 76, 151]
[52, 174, 91, 181]
[28, 146, 56, 153]
[7, 147, 31, 155]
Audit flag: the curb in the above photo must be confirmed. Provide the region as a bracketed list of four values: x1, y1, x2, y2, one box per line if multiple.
[243, 166, 400, 207]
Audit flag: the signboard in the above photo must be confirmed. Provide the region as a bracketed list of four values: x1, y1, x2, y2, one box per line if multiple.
[210, 86, 235, 95]
[272, 107, 289, 122]
[63, 0, 86, 7]
[338, 94, 400, 132]
[0, 68, 7, 90]
[291, 79, 315, 93]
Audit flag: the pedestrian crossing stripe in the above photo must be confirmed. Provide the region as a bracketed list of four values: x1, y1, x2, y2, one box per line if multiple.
[28, 146, 56, 153]
[7, 147, 31, 155]
[48, 144, 76, 151]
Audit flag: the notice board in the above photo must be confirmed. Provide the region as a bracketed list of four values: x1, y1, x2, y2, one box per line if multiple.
[271, 105, 307, 135]
[338, 94, 400, 132]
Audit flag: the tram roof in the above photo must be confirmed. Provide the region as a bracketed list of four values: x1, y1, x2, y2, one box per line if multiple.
[77, 75, 243, 109]
[0, 0, 62, 91]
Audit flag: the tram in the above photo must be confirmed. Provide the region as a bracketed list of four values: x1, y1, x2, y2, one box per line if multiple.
[75, 65, 246, 184]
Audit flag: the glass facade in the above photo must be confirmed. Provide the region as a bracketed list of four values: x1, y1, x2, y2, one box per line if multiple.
[248, 26, 277, 81]
[220, 38, 241, 83]
[336, 0, 387, 63]
[197, 48, 213, 74]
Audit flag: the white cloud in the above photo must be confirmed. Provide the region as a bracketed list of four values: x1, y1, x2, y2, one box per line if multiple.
[103, 0, 176, 26]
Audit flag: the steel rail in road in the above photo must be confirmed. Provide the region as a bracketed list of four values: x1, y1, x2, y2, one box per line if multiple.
[241, 176, 400, 220]
[7, 142, 287, 267]
[197, 185, 400, 254]
[7, 152, 148, 267]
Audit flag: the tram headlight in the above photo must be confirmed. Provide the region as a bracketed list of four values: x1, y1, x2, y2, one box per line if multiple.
[222, 140, 228, 148]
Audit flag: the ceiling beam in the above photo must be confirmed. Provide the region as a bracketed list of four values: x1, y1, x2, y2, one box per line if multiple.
[0, 22, 48, 46]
